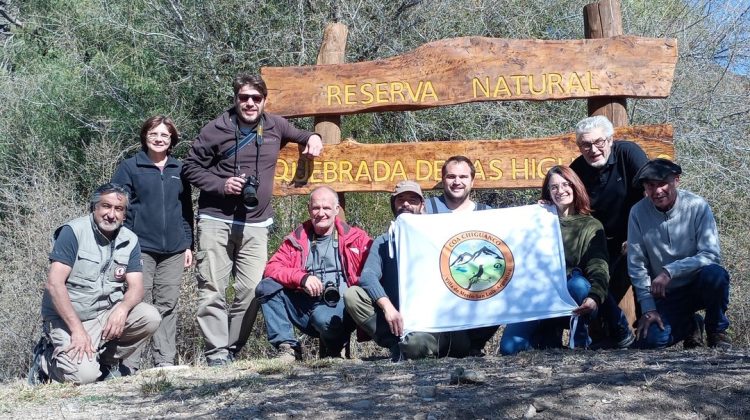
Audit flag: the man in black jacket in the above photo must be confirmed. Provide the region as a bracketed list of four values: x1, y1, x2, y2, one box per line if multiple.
[182, 74, 323, 366]
[570, 115, 647, 349]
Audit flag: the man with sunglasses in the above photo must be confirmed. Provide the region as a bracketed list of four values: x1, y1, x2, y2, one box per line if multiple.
[183, 74, 323, 366]
[570, 115, 648, 349]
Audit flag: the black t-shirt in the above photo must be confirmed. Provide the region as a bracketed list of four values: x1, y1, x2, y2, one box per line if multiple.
[49, 225, 143, 272]
[570, 141, 649, 258]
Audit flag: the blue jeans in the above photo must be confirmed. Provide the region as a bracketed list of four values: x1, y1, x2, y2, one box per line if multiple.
[499, 271, 592, 355]
[598, 254, 634, 336]
[636, 264, 730, 349]
[257, 278, 353, 351]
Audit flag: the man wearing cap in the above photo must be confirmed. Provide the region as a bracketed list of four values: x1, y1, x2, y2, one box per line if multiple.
[344, 180, 491, 360]
[628, 158, 731, 349]
[570, 115, 646, 349]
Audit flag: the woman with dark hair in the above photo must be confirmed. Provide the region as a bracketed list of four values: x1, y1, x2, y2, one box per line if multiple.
[499, 165, 609, 355]
[112, 115, 194, 369]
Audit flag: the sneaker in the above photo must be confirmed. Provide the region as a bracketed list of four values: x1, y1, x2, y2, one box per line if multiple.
[614, 327, 635, 349]
[98, 362, 133, 381]
[27, 337, 50, 386]
[707, 331, 732, 350]
[276, 343, 302, 362]
[683, 314, 705, 349]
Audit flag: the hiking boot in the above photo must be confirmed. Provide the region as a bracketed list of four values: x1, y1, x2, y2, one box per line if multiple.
[468, 347, 486, 357]
[389, 343, 403, 363]
[206, 357, 230, 367]
[707, 331, 732, 350]
[276, 343, 302, 362]
[98, 362, 133, 381]
[27, 337, 50, 386]
[683, 314, 705, 349]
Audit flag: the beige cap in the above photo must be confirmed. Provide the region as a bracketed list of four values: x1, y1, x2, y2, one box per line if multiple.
[392, 180, 424, 199]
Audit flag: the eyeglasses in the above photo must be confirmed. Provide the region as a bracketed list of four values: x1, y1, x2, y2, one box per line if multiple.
[576, 137, 610, 152]
[548, 181, 572, 193]
[237, 93, 264, 103]
[147, 132, 171, 141]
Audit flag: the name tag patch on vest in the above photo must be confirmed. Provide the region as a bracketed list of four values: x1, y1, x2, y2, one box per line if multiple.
[114, 265, 127, 280]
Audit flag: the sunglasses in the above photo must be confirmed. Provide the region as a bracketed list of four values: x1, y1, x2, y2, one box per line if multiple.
[237, 93, 264, 103]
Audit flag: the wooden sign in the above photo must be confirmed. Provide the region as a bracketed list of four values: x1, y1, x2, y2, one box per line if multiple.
[273, 124, 674, 195]
[262, 36, 678, 118]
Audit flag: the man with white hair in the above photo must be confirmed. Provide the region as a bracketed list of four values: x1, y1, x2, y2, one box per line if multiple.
[570, 115, 648, 349]
[255, 186, 371, 360]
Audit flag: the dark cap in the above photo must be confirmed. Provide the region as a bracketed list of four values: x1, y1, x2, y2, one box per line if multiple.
[392, 180, 424, 199]
[634, 158, 682, 186]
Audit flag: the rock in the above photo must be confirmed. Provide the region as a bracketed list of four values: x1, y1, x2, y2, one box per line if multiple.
[532, 398, 553, 412]
[534, 366, 553, 377]
[523, 404, 537, 418]
[449, 367, 486, 384]
[416, 385, 437, 399]
[351, 400, 373, 410]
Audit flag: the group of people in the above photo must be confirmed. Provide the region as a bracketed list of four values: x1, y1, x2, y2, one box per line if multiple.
[28, 74, 732, 386]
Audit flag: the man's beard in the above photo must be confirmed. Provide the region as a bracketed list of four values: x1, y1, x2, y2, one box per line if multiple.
[97, 219, 122, 233]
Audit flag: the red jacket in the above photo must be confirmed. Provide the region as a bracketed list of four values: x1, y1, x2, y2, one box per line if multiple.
[264, 218, 372, 289]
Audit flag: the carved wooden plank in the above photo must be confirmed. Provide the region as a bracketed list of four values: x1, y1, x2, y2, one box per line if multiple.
[273, 124, 674, 195]
[262, 36, 678, 118]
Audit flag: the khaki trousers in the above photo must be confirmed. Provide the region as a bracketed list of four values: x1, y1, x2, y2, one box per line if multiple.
[125, 251, 185, 368]
[42, 302, 161, 385]
[195, 218, 267, 361]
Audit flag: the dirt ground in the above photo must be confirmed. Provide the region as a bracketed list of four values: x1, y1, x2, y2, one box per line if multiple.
[2, 347, 749, 419]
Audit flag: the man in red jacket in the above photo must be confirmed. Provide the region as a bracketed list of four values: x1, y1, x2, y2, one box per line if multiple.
[256, 186, 372, 360]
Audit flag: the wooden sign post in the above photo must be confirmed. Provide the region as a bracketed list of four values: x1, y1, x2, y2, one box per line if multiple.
[585, 0, 628, 127]
[263, 0, 677, 346]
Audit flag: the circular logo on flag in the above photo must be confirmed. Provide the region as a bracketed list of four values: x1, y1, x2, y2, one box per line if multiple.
[439, 231, 515, 300]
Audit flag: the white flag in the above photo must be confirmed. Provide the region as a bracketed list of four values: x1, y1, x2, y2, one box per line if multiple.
[394, 204, 577, 334]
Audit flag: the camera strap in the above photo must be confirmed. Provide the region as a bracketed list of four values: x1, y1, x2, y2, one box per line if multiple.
[310, 229, 342, 287]
[228, 114, 263, 180]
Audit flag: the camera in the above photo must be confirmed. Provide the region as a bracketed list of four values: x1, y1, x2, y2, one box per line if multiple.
[242, 175, 260, 210]
[322, 281, 340, 307]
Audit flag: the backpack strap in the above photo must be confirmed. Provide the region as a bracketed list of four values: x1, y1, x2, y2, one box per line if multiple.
[426, 196, 439, 214]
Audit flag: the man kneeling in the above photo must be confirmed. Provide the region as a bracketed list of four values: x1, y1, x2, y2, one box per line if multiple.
[29, 183, 161, 385]
[345, 180, 495, 360]
[256, 187, 371, 360]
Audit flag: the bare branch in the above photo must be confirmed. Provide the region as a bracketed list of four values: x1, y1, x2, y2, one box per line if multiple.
[0, 6, 23, 28]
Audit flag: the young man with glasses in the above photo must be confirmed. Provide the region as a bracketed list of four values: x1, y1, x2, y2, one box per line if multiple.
[570, 115, 649, 349]
[182, 74, 323, 366]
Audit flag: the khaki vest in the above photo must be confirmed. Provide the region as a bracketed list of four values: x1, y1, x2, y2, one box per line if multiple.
[41, 215, 139, 321]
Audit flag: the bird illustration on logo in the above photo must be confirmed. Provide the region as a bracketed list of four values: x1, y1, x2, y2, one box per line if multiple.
[439, 231, 514, 300]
